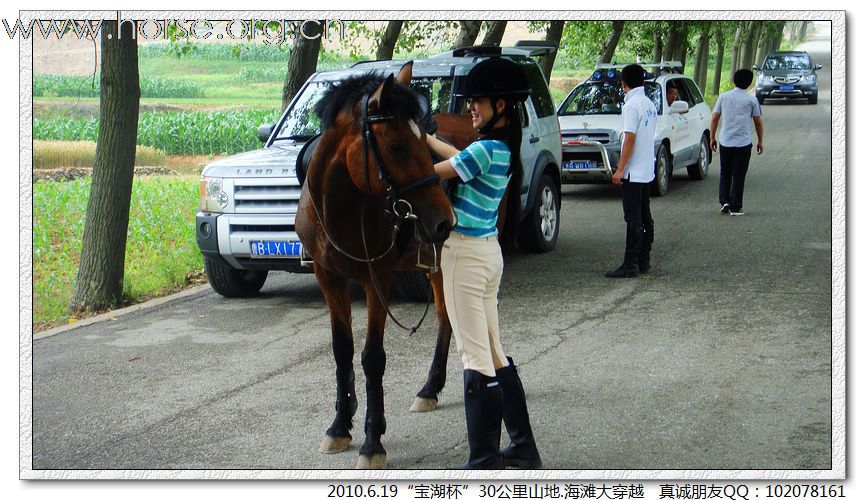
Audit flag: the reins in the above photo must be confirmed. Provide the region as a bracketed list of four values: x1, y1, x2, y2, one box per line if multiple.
[307, 90, 442, 335]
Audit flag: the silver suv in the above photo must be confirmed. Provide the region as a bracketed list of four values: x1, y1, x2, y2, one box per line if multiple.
[196, 43, 563, 299]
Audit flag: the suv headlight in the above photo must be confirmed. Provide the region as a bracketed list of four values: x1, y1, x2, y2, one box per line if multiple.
[801, 74, 816, 84]
[199, 176, 229, 212]
[759, 74, 774, 84]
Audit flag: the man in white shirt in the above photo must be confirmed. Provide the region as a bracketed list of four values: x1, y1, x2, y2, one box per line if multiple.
[607, 64, 658, 278]
[710, 69, 764, 216]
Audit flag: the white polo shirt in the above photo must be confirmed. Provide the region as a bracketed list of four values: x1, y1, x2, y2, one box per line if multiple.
[621, 86, 657, 183]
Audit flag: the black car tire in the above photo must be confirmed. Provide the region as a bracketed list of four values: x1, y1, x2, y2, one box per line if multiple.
[393, 270, 431, 302]
[205, 256, 268, 297]
[757, 96, 765, 105]
[518, 174, 560, 253]
[651, 144, 671, 196]
[808, 93, 818, 104]
[686, 135, 710, 180]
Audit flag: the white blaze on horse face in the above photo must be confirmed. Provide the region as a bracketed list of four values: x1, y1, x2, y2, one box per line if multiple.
[409, 120, 422, 140]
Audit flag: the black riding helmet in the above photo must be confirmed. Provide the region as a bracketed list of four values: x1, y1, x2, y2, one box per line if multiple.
[454, 58, 531, 134]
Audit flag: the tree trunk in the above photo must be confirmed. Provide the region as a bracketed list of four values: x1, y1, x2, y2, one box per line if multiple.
[481, 20, 508, 46]
[598, 20, 626, 64]
[653, 29, 663, 63]
[798, 21, 809, 43]
[70, 20, 140, 314]
[729, 22, 743, 81]
[281, 21, 323, 112]
[663, 21, 682, 62]
[712, 23, 725, 96]
[375, 21, 403, 60]
[741, 21, 759, 72]
[538, 21, 565, 83]
[453, 21, 482, 49]
[697, 31, 710, 93]
[753, 27, 765, 67]
[693, 29, 707, 88]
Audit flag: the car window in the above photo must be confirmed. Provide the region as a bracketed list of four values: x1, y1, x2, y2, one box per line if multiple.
[763, 54, 812, 70]
[276, 81, 327, 139]
[411, 77, 454, 114]
[669, 78, 696, 108]
[683, 79, 705, 105]
[558, 81, 661, 116]
[514, 59, 556, 118]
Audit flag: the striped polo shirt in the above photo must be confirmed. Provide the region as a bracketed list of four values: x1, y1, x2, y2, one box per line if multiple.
[448, 140, 511, 238]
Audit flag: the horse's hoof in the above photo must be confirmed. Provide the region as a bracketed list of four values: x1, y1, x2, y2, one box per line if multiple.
[357, 453, 387, 469]
[410, 397, 438, 412]
[320, 435, 352, 454]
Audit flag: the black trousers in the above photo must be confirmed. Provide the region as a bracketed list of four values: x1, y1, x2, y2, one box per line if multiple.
[620, 180, 653, 268]
[718, 144, 752, 212]
[622, 179, 652, 227]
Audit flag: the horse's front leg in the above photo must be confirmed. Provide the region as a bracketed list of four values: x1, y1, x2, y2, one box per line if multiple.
[357, 272, 391, 469]
[412, 268, 452, 412]
[315, 266, 358, 455]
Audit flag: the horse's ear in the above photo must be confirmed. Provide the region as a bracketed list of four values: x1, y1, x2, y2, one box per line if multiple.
[396, 61, 413, 86]
[370, 73, 394, 111]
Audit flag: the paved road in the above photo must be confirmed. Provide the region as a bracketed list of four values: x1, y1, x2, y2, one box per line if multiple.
[31, 35, 834, 472]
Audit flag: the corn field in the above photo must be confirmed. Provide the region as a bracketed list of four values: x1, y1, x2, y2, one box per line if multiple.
[34, 74, 204, 99]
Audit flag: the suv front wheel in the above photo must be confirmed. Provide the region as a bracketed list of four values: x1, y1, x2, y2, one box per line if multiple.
[518, 174, 560, 253]
[651, 144, 671, 196]
[205, 256, 268, 297]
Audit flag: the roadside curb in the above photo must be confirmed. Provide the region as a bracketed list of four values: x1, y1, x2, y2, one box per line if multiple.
[33, 284, 213, 341]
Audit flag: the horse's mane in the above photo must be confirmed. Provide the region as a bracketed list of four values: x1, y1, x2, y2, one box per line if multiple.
[314, 71, 423, 130]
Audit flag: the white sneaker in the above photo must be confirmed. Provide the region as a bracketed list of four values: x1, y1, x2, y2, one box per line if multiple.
[729, 210, 745, 216]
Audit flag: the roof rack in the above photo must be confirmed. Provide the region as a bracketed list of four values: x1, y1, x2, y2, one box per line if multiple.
[594, 61, 683, 74]
[444, 40, 558, 59]
[350, 59, 394, 68]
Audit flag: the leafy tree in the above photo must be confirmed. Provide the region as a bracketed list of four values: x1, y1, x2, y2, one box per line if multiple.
[453, 21, 482, 49]
[598, 21, 626, 64]
[281, 21, 323, 111]
[481, 21, 508, 46]
[375, 21, 403, 60]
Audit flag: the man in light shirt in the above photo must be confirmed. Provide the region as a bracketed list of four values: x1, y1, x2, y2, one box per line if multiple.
[607, 64, 657, 278]
[710, 69, 764, 216]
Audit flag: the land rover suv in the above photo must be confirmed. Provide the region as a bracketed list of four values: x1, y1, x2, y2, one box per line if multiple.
[754, 50, 821, 104]
[196, 43, 563, 299]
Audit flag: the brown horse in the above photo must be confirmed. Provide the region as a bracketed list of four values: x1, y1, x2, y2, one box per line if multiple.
[295, 62, 454, 469]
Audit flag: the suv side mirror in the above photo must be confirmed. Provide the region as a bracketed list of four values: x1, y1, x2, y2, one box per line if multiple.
[752, 65, 760, 71]
[815, 64, 823, 70]
[258, 123, 275, 143]
[669, 100, 689, 114]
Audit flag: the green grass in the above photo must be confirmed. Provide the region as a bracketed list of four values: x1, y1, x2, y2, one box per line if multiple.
[33, 176, 202, 326]
[34, 74, 204, 99]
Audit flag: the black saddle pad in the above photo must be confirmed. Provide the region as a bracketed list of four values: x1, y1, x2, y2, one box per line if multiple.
[295, 133, 323, 186]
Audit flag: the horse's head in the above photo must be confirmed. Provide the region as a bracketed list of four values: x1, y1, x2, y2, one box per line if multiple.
[317, 63, 453, 244]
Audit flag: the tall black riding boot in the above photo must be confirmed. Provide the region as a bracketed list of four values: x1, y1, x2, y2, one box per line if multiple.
[638, 223, 654, 274]
[605, 222, 642, 278]
[497, 357, 542, 469]
[457, 370, 504, 469]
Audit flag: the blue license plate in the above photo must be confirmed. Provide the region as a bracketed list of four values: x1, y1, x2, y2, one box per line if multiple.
[564, 160, 598, 171]
[250, 240, 302, 258]
[780, 85, 794, 91]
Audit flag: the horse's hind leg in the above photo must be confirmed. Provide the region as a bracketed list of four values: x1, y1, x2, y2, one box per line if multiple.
[412, 269, 452, 413]
[356, 275, 390, 469]
[316, 266, 357, 455]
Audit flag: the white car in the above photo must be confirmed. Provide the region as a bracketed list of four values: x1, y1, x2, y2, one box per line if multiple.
[556, 63, 712, 196]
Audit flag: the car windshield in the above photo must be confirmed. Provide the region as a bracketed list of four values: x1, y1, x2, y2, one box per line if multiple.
[558, 81, 661, 116]
[275, 76, 454, 141]
[763, 54, 812, 70]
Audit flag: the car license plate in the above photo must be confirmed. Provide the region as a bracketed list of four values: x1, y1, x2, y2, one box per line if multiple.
[564, 160, 597, 170]
[780, 85, 794, 91]
[249, 240, 302, 258]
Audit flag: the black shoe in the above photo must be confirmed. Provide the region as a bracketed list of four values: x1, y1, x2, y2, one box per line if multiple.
[497, 358, 542, 469]
[605, 264, 639, 278]
[456, 370, 504, 469]
[720, 203, 731, 214]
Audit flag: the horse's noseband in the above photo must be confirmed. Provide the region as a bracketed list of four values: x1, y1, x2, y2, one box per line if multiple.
[360, 93, 441, 215]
